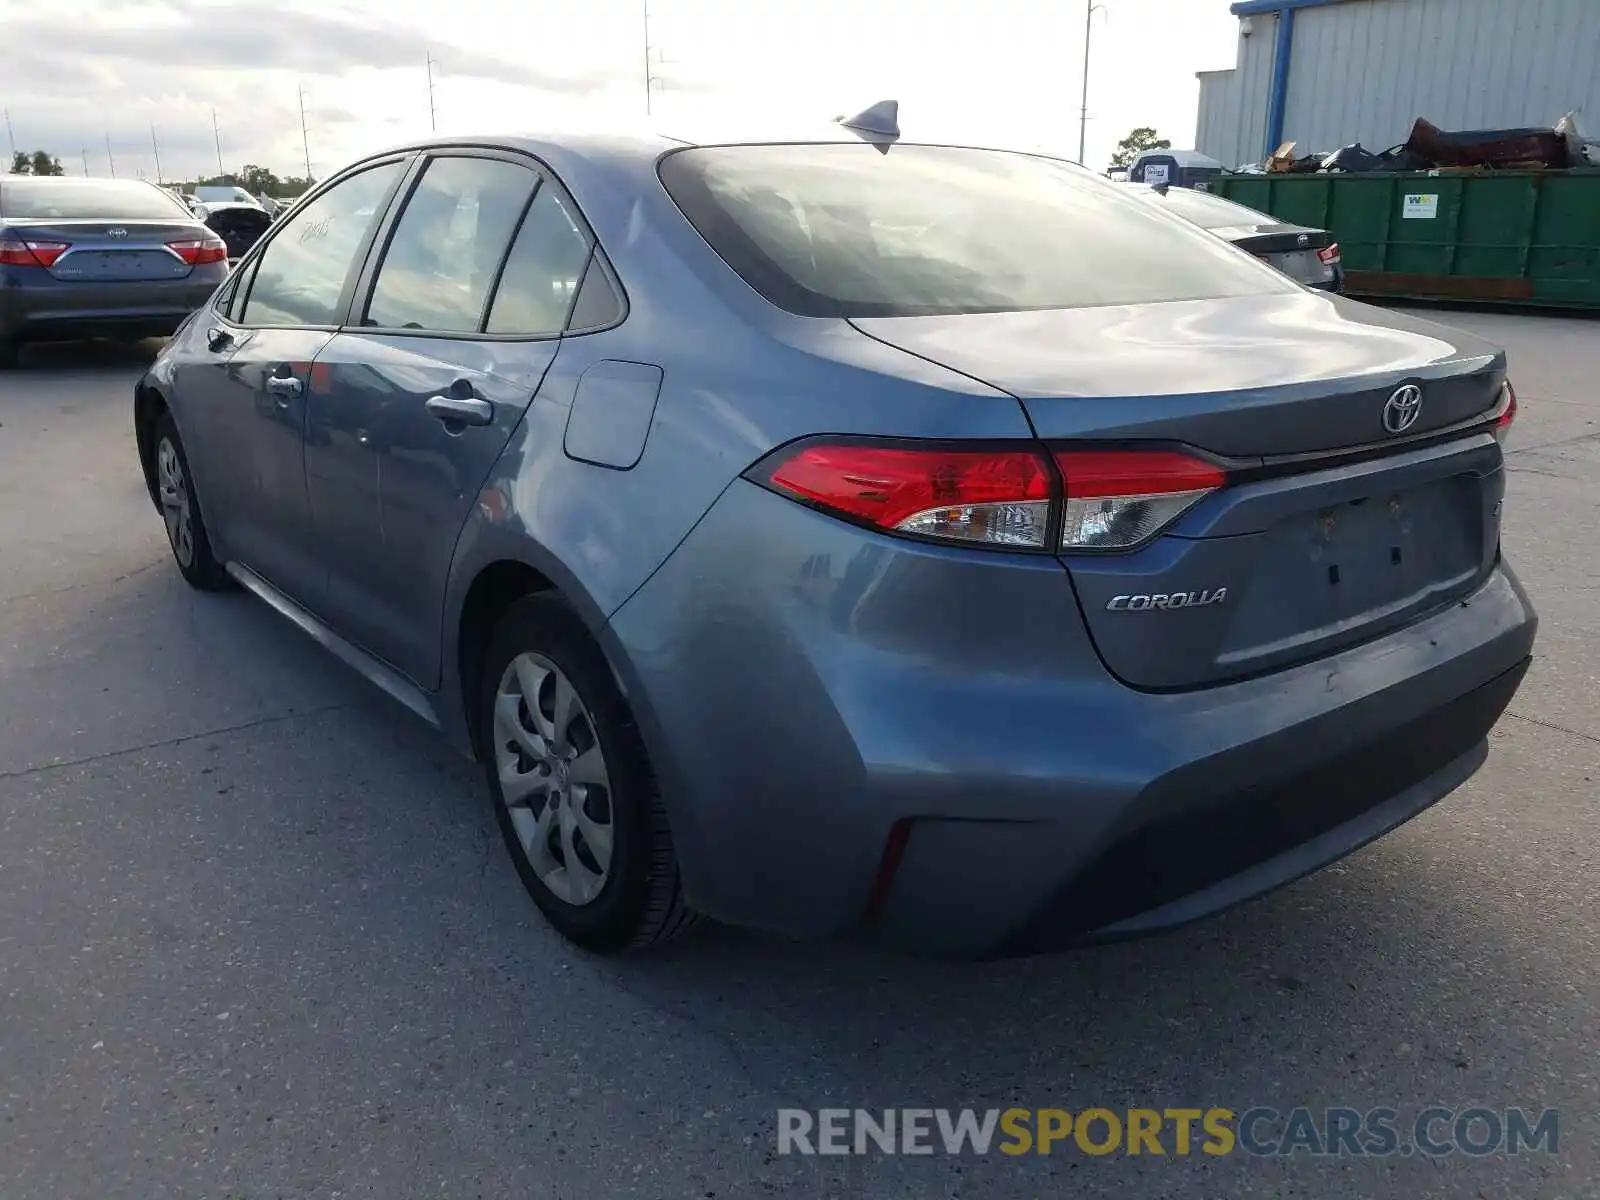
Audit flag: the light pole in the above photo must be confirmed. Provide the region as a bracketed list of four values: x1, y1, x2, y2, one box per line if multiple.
[150, 122, 163, 184]
[642, 0, 655, 115]
[105, 133, 116, 178]
[426, 52, 440, 132]
[3, 108, 15, 162]
[213, 107, 225, 177]
[298, 84, 313, 180]
[1078, 0, 1107, 166]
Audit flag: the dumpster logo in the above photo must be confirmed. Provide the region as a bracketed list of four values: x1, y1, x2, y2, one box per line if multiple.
[1383, 384, 1424, 434]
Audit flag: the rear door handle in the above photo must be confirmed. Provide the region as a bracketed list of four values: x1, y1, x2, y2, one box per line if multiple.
[265, 375, 303, 399]
[425, 395, 494, 427]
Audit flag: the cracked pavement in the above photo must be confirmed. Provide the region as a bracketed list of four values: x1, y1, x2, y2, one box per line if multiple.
[1, 313, 1597, 1199]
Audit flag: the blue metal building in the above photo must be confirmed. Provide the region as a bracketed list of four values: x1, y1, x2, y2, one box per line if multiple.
[1196, 0, 1600, 170]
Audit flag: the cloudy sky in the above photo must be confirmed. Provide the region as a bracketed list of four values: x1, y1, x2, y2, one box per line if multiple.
[0, 0, 1241, 182]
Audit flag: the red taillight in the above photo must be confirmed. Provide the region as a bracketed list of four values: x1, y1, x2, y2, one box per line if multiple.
[761, 442, 1054, 548]
[1054, 449, 1225, 550]
[1493, 380, 1517, 443]
[167, 235, 228, 265]
[1317, 242, 1341, 265]
[0, 238, 70, 267]
[753, 441, 1227, 552]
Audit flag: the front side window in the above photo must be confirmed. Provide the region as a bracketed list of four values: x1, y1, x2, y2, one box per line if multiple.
[240, 161, 404, 328]
[484, 186, 592, 335]
[364, 156, 540, 333]
[659, 144, 1295, 317]
[0, 179, 190, 221]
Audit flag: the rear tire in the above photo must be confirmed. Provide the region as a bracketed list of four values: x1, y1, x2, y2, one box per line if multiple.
[479, 595, 699, 953]
[152, 412, 232, 591]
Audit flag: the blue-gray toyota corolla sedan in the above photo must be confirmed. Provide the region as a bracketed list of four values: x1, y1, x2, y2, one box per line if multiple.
[135, 127, 1536, 958]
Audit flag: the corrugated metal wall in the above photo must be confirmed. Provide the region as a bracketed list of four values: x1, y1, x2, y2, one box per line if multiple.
[1197, 0, 1600, 167]
[1196, 22, 1276, 169]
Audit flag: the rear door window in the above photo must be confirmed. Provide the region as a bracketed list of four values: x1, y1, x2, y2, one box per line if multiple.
[484, 186, 593, 335]
[362, 155, 540, 333]
[239, 160, 405, 328]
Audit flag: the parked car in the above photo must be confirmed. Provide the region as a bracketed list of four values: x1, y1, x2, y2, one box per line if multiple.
[198, 202, 274, 263]
[1130, 183, 1343, 290]
[0, 176, 228, 367]
[135, 131, 1533, 958]
[192, 184, 265, 210]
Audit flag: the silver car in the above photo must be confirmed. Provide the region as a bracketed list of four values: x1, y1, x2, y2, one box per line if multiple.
[135, 129, 1534, 957]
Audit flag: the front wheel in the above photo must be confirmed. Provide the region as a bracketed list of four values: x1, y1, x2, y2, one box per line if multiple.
[480, 595, 698, 952]
[153, 412, 231, 591]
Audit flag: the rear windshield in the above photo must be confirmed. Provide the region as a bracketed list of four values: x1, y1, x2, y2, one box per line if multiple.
[0, 179, 191, 221]
[658, 144, 1293, 317]
[1132, 186, 1273, 230]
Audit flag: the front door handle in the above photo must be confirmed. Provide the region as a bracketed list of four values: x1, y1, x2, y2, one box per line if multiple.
[265, 374, 303, 400]
[425, 394, 494, 428]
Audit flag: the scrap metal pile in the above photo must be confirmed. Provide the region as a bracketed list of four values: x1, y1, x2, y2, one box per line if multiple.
[1244, 112, 1600, 174]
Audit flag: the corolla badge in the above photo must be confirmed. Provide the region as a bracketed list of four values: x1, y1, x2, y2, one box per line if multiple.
[1107, 588, 1228, 612]
[1383, 384, 1424, 434]
[107, 227, 129, 239]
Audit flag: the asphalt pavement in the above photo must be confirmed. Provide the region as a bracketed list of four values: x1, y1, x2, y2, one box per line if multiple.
[1, 312, 1597, 1199]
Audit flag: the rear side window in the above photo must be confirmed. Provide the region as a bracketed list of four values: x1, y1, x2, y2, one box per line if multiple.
[484, 187, 592, 335]
[363, 156, 540, 332]
[659, 144, 1294, 317]
[0, 179, 190, 221]
[241, 161, 404, 328]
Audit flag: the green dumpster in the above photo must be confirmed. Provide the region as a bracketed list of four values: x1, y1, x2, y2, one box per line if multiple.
[1212, 170, 1600, 309]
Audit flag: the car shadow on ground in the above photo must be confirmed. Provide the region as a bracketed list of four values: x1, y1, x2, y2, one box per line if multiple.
[11, 338, 165, 373]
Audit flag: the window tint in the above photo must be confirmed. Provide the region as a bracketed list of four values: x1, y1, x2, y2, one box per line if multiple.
[214, 268, 242, 315]
[241, 161, 404, 327]
[1133, 186, 1272, 230]
[0, 178, 190, 220]
[658, 144, 1294, 317]
[485, 186, 592, 335]
[365, 156, 539, 332]
[567, 253, 624, 330]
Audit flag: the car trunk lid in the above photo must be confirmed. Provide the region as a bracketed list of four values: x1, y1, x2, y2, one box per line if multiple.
[1213, 222, 1337, 288]
[4, 219, 200, 282]
[851, 292, 1508, 689]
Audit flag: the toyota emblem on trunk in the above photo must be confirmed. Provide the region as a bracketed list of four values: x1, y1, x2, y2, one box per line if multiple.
[107, 227, 128, 239]
[1383, 384, 1424, 434]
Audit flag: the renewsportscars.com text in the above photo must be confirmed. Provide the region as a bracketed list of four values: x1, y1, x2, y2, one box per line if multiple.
[776, 1106, 1559, 1158]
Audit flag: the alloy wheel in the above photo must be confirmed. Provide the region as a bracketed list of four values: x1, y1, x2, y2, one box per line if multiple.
[492, 652, 615, 906]
[156, 436, 195, 568]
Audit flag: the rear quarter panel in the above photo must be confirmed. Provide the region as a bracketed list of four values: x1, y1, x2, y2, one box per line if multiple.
[439, 140, 1037, 750]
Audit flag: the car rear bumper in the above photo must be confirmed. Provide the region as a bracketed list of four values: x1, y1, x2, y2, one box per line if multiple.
[605, 481, 1536, 958]
[0, 265, 222, 341]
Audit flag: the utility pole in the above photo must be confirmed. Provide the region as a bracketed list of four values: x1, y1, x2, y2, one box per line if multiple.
[426, 52, 439, 132]
[212, 107, 225, 177]
[3, 107, 15, 162]
[298, 84, 313, 181]
[642, 0, 655, 116]
[1078, 0, 1105, 165]
[105, 133, 116, 178]
[150, 122, 163, 184]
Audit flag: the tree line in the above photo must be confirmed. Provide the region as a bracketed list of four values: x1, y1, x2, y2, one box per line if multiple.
[8, 151, 312, 198]
[9, 151, 65, 176]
